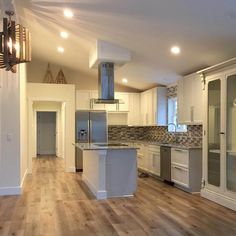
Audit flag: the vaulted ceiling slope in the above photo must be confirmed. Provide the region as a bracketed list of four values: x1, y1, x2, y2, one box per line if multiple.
[3, 0, 236, 90]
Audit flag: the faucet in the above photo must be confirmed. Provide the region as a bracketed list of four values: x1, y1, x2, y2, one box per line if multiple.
[167, 123, 177, 143]
[168, 123, 176, 132]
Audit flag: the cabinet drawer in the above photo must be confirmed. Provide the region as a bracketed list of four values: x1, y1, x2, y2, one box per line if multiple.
[171, 148, 189, 168]
[171, 165, 189, 188]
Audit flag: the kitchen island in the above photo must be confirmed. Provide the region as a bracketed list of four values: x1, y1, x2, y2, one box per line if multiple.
[75, 143, 138, 200]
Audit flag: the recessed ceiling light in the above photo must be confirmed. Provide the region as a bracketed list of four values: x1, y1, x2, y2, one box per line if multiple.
[122, 78, 128, 83]
[57, 46, 64, 53]
[60, 31, 69, 39]
[64, 9, 73, 18]
[171, 46, 181, 55]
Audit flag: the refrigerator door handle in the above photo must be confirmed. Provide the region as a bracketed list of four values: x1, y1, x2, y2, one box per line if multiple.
[89, 120, 93, 143]
[87, 120, 90, 143]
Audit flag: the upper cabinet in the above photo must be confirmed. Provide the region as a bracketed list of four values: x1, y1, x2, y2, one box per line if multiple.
[141, 87, 167, 126]
[105, 92, 129, 112]
[177, 73, 203, 124]
[128, 93, 140, 126]
[76, 90, 140, 125]
[76, 90, 91, 110]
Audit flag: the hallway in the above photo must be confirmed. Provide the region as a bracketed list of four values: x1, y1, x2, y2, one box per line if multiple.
[0, 157, 236, 236]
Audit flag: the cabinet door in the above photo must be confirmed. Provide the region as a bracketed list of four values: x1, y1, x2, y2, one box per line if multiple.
[191, 74, 203, 123]
[155, 87, 167, 126]
[149, 152, 161, 176]
[171, 165, 189, 187]
[177, 74, 203, 124]
[76, 90, 91, 110]
[147, 90, 153, 125]
[116, 92, 129, 111]
[177, 79, 185, 124]
[90, 91, 106, 110]
[136, 143, 145, 169]
[140, 92, 147, 125]
[183, 76, 192, 123]
[128, 93, 140, 126]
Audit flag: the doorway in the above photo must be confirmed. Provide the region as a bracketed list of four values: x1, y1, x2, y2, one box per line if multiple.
[37, 112, 56, 156]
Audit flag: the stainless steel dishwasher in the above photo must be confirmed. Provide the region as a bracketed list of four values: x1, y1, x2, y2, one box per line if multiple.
[160, 146, 172, 182]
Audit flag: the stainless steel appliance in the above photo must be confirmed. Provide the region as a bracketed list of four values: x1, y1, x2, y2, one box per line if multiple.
[160, 146, 172, 182]
[75, 111, 108, 171]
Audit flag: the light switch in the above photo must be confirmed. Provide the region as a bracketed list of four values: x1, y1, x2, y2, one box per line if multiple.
[7, 133, 12, 142]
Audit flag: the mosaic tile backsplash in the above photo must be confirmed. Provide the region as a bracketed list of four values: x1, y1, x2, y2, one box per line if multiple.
[108, 125, 202, 146]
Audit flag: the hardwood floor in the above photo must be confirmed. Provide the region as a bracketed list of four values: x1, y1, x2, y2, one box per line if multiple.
[0, 156, 236, 236]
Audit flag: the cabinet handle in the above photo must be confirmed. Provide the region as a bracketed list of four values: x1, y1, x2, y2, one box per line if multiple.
[174, 166, 184, 171]
[219, 132, 225, 135]
[174, 149, 187, 152]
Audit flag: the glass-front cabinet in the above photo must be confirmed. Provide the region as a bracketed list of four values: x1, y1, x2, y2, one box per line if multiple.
[202, 63, 236, 211]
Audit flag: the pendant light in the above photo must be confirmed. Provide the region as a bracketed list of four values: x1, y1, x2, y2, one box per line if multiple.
[0, 11, 31, 73]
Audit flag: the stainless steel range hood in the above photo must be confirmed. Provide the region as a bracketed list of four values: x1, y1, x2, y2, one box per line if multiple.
[92, 62, 119, 104]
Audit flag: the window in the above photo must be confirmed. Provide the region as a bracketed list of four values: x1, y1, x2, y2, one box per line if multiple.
[168, 97, 187, 132]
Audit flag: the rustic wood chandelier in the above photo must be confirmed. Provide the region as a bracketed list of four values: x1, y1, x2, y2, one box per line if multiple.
[0, 11, 31, 73]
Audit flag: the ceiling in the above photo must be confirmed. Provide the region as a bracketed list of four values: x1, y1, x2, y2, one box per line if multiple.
[3, 0, 236, 90]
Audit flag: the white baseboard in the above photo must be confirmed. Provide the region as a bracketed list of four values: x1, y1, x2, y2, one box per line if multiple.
[0, 186, 21, 196]
[66, 166, 76, 172]
[0, 169, 28, 196]
[201, 188, 236, 211]
[82, 174, 107, 200]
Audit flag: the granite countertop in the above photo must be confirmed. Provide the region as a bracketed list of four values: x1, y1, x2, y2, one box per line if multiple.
[75, 142, 139, 151]
[113, 140, 202, 150]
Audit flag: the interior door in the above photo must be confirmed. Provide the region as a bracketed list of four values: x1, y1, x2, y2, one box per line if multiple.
[37, 112, 56, 155]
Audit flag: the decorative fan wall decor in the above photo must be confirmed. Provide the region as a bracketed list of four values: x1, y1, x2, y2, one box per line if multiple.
[43, 63, 54, 83]
[55, 69, 67, 84]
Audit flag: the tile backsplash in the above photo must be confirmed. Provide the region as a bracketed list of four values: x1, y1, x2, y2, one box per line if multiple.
[108, 125, 202, 146]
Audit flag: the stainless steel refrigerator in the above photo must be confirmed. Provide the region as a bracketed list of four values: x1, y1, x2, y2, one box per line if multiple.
[75, 111, 108, 171]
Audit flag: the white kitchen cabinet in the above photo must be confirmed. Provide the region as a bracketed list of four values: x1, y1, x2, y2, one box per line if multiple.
[177, 73, 203, 124]
[136, 143, 161, 177]
[90, 91, 106, 110]
[136, 143, 146, 169]
[141, 87, 167, 126]
[76, 90, 91, 110]
[105, 92, 129, 112]
[200, 59, 236, 211]
[148, 145, 161, 176]
[171, 148, 202, 192]
[76, 90, 140, 125]
[128, 93, 140, 126]
[116, 92, 129, 111]
[152, 87, 167, 126]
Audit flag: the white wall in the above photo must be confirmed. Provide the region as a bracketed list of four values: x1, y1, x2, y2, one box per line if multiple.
[27, 57, 140, 92]
[0, 67, 21, 195]
[19, 64, 28, 186]
[27, 83, 75, 172]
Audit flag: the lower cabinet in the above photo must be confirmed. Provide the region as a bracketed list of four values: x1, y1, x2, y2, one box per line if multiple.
[171, 148, 202, 193]
[135, 143, 161, 177]
[148, 145, 160, 176]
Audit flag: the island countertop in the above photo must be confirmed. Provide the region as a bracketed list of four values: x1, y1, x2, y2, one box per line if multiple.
[75, 142, 139, 150]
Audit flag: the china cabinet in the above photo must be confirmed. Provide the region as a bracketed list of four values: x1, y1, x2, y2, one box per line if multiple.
[200, 58, 236, 210]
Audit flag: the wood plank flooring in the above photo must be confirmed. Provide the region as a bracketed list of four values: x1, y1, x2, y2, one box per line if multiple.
[0, 156, 236, 236]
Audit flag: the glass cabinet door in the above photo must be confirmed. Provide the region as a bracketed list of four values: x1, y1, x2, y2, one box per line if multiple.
[226, 74, 236, 192]
[208, 80, 221, 186]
